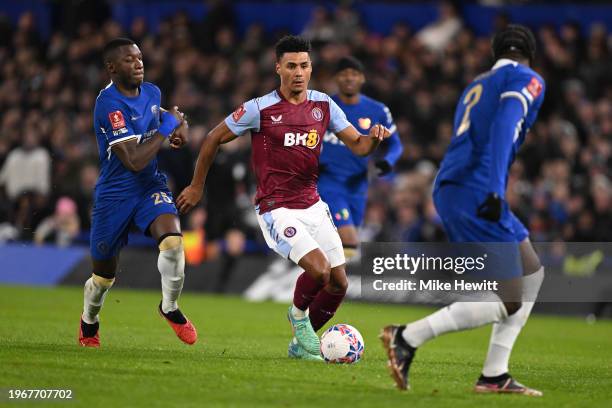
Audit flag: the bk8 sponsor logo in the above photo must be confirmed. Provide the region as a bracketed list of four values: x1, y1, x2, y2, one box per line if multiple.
[284, 129, 320, 149]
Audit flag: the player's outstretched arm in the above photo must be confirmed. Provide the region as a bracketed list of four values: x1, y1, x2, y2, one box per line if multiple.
[111, 106, 184, 172]
[336, 124, 390, 156]
[176, 121, 237, 214]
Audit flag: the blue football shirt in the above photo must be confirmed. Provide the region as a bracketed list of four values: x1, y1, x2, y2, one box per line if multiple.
[319, 94, 403, 196]
[93, 82, 166, 201]
[434, 59, 545, 198]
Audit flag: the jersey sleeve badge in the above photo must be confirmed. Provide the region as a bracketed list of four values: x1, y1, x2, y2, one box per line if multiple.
[358, 117, 371, 130]
[108, 110, 126, 129]
[232, 104, 246, 122]
[527, 77, 543, 99]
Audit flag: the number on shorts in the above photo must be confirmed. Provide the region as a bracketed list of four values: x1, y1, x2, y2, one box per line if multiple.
[151, 192, 172, 205]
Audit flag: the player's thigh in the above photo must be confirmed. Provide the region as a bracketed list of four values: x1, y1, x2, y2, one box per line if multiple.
[312, 201, 345, 269]
[298, 248, 331, 282]
[92, 256, 119, 279]
[135, 185, 179, 239]
[256, 207, 319, 265]
[328, 264, 348, 292]
[337, 225, 359, 247]
[148, 213, 181, 243]
[519, 237, 542, 275]
[90, 199, 134, 264]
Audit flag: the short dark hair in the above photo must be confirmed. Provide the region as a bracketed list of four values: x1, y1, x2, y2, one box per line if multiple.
[103, 37, 136, 63]
[275, 35, 311, 60]
[335, 56, 364, 74]
[492, 24, 536, 63]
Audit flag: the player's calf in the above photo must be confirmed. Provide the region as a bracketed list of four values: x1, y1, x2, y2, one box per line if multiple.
[79, 273, 114, 347]
[309, 266, 348, 332]
[156, 234, 197, 344]
[158, 233, 185, 313]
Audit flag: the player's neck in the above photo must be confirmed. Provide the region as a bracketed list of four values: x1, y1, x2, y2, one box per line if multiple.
[279, 86, 307, 105]
[338, 93, 360, 105]
[114, 80, 140, 97]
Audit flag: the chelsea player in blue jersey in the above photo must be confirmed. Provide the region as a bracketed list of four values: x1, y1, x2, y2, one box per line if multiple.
[319, 56, 403, 259]
[381, 25, 546, 396]
[78, 38, 198, 347]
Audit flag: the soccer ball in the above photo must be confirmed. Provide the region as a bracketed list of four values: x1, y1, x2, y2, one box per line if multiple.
[320, 324, 365, 364]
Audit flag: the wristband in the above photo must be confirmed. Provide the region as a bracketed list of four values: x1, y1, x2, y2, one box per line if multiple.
[159, 111, 181, 138]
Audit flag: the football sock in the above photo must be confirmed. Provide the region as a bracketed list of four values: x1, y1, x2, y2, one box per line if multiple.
[479, 372, 511, 383]
[309, 287, 346, 331]
[80, 319, 99, 337]
[159, 302, 187, 325]
[158, 235, 185, 314]
[83, 274, 114, 325]
[482, 267, 544, 377]
[292, 272, 324, 314]
[402, 301, 508, 348]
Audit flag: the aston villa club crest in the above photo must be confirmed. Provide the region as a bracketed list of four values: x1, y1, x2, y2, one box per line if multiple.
[311, 107, 323, 121]
[358, 117, 371, 130]
[284, 226, 296, 238]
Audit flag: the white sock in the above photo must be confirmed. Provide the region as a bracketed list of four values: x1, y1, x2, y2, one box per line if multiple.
[83, 275, 114, 324]
[291, 304, 307, 319]
[403, 301, 508, 348]
[158, 243, 185, 313]
[482, 267, 544, 377]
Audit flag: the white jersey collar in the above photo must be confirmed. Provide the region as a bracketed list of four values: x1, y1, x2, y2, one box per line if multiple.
[492, 58, 519, 70]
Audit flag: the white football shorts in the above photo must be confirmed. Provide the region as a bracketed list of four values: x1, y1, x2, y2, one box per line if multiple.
[256, 199, 345, 268]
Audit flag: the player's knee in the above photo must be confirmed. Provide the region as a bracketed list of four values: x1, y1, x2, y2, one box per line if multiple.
[158, 233, 183, 252]
[158, 234, 185, 277]
[504, 301, 522, 316]
[311, 258, 331, 285]
[330, 272, 348, 294]
[92, 273, 115, 290]
[92, 267, 116, 280]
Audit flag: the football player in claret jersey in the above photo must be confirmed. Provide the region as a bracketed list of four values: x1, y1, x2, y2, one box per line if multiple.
[319, 56, 403, 260]
[79, 38, 197, 347]
[381, 25, 545, 395]
[177, 35, 390, 360]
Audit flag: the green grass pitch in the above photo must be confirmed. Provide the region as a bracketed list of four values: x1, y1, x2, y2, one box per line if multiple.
[1, 285, 611, 407]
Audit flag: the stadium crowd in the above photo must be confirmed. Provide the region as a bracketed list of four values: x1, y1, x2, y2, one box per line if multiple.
[0, 3, 610, 255]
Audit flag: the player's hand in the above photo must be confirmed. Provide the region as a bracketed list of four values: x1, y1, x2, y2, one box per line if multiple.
[368, 124, 390, 141]
[159, 106, 185, 138]
[176, 184, 203, 214]
[477, 193, 502, 222]
[375, 160, 392, 176]
[170, 119, 189, 149]
[161, 106, 185, 123]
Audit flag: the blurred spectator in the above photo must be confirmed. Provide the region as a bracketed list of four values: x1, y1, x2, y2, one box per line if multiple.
[416, 1, 463, 53]
[0, 127, 51, 200]
[34, 196, 80, 246]
[0, 4, 609, 249]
